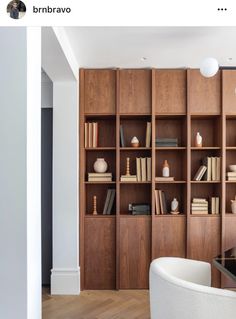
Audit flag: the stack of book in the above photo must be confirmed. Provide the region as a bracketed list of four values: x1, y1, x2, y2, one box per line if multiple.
[130, 204, 150, 215]
[120, 174, 137, 182]
[88, 173, 112, 182]
[191, 198, 208, 214]
[102, 189, 116, 215]
[136, 157, 151, 182]
[155, 176, 174, 182]
[145, 122, 151, 147]
[156, 138, 178, 147]
[210, 197, 220, 214]
[193, 165, 207, 181]
[154, 189, 168, 215]
[84, 122, 98, 148]
[227, 172, 236, 181]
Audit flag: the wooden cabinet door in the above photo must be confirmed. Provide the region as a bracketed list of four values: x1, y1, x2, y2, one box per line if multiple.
[188, 69, 221, 115]
[84, 70, 116, 114]
[119, 217, 151, 288]
[84, 217, 116, 289]
[223, 70, 236, 115]
[154, 69, 187, 114]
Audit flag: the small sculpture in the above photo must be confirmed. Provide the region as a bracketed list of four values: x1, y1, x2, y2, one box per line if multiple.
[195, 132, 203, 147]
[162, 160, 170, 177]
[131, 136, 139, 147]
[93, 158, 108, 173]
[231, 196, 236, 214]
[125, 157, 130, 176]
[93, 195, 97, 215]
[171, 198, 180, 215]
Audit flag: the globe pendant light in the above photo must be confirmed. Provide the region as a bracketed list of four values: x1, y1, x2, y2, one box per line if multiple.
[200, 57, 219, 78]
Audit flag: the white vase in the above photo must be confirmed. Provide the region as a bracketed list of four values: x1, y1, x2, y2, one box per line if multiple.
[93, 158, 108, 173]
[231, 200, 236, 214]
[195, 132, 202, 147]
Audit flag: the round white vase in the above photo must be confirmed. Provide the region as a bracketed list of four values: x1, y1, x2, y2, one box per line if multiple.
[94, 158, 108, 173]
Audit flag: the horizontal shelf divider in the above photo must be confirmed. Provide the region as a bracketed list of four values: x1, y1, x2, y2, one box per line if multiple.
[120, 147, 152, 151]
[190, 180, 221, 184]
[154, 214, 186, 217]
[85, 181, 116, 184]
[155, 181, 186, 184]
[191, 147, 221, 150]
[119, 214, 151, 218]
[85, 214, 116, 218]
[190, 214, 221, 217]
[85, 147, 116, 151]
[155, 147, 186, 150]
[120, 181, 151, 184]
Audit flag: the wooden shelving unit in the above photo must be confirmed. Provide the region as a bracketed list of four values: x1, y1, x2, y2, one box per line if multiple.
[80, 68, 236, 290]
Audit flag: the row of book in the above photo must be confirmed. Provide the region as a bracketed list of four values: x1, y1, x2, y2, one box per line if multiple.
[193, 157, 221, 181]
[88, 173, 112, 182]
[191, 197, 220, 214]
[156, 138, 178, 147]
[136, 157, 151, 182]
[120, 122, 151, 147]
[227, 171, 236, 181]
[154, 189, 168, 215]
[102, 189, 116, 214]
[84, 122, 98, 148]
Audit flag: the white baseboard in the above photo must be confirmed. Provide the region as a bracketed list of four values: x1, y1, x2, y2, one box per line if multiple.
[51, 267, 80, 295]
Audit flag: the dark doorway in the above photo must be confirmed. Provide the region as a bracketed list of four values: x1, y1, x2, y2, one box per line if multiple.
[41, 108, 53, 286]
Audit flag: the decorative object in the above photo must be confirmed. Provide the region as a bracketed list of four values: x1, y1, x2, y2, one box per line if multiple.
[93, 195, 97, 215]
[229, 165, 236, 172]
[171, 198, 180, 215]
[126, 157, 130, 176]
[195, 132, 202, 147]
[131, 136, 139, 147]
[162, 160, 170, 177]
[93, 158, 108, 173]
[200, 57, 219, 78]
[231, 196, 236, 214]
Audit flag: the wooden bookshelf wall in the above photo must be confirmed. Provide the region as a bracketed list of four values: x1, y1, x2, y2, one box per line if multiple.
[79, 68, 236, 290]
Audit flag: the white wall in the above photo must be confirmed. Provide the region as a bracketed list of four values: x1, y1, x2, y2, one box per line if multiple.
[51, 81, 79, 294]
[0, 27, 41, 319]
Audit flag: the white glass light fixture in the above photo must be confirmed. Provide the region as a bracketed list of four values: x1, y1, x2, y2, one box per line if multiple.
[200, 57, 219, 78]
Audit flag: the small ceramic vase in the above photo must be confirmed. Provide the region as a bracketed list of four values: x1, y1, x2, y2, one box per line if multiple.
[162, 160, 170, 177]
[231, 196, 236, 214]
[131, 136, 139, 147]
[171, 198, 180, 215]
[195, 132, 202, 147]
[93, 158, 108, 173]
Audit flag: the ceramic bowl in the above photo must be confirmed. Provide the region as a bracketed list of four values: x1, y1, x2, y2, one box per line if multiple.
[229, 165, 236, 172]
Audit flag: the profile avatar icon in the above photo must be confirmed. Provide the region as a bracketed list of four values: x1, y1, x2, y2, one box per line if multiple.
[7, 0, 26, 19]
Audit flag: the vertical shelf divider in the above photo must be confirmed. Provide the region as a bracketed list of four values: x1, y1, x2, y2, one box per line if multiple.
[116, 69, 120, 290]
[186, 69, 191, 258]
[151, 69, 156, 260]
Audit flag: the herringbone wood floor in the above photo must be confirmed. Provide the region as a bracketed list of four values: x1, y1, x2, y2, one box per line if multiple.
[42, 287, 150, 319]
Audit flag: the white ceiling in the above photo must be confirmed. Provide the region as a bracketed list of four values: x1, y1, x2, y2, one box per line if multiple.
[64, 27, 236, 68]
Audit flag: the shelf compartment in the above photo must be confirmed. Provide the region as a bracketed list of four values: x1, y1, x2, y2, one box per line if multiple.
[84, 117, 116, 147]
[226, 118, 236, 147]
[226, 183, 236, 214]
[226, 150, 236, 173]
[120, 183, 151, 215]
[120, 117, 151, 147]
[156, 150, 187, 181]
[85, 184, 116, 216]
[120, 150, 151, 177]
[191, 116, 221, 147]
[155, 117, 187, 147]
[86, 151, 116, 181]
[154, 184, 187, 215]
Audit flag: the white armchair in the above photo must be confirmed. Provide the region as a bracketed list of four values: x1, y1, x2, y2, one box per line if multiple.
[150, 257, 236, 319]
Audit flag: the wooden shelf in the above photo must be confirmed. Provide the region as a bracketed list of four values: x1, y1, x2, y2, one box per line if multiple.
[191, 180, 221, 184]
[191, 214, 220, 217]
[191, 147, 221, 150]
[85, 181, 116, 184]
[155, 180, 186, 184]
[226, 147, 236, 150]
[155, 147, 186, 150]
[85, 147, 116, 151]
[154, 214, 185, 217]
[226, 213, 236, 216]
[120, 147, 151, 151]
[85, 113, 116, 118]
[226, 180, 236, 183]
[120, 181, 151, 184]
[120, 214, 151, 218]
[85, 214, 116, 218]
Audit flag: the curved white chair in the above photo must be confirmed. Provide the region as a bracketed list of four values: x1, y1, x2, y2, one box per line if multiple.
[150, 257, 236, 319]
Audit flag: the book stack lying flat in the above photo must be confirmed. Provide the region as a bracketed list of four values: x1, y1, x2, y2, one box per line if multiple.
[156, 138, 178, 147]
[88, 173, 112, 182]
[85, 122, 98, 148]
[227, 172, 236, 181]
[103, 189, 116, 215]
[155, 176, 174, 182]
[210, 197, 220, 214]
[130, 204, 150, 215]
[191, 198, 208, 214]
[154, 189, 168, 215]
[136, 157, 151, 182]
[120, 175, 137, 182]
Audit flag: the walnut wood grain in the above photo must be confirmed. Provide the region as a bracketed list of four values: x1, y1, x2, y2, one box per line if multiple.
[84, 217, 116, 289]
[119, 217, 151, 288]
[119, 69, 151, 114]
[223, 70, 236, 115]
[154, 69, 187, 114]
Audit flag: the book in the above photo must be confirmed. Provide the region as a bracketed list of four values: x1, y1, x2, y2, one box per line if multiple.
[192, 203, 208, 207]
[136, 158, 141, 182]
[147, 158, 151, 182]
[159, 190, 164, 215]
[211, 197, 216, 214]
[88, 177, 112, 182]
[192, 198, 207, 203]
[120, 175, 137, 182]
[84, 123, 88, 148]
[155, 190, 160, 215]
[120, 125, 125, 147]
[211, 157, 216, 181]
[207, 157, 211, 181]
[193, 165, 207, 181]
[141, 158, 147, 181]
[106, 189, 116, 215]
[227, 172, 236, 176]
[191, 210, 208, 215]
[161, 191, 168, 214]
[156, 138, 178, 143]
[215, 197, 220, 214]
[155, 177, 174, 182]
[227, 177, 236, 181]
[216, 157, 220, 180]
[88, 173, 112, 177]
[88, 123, 93, 148]
[92, 122, 96, 147]
[191, 206, 208, 211]
[103, 189, 112, 214]
[145, 122, 151, 147]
